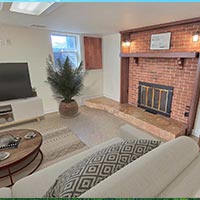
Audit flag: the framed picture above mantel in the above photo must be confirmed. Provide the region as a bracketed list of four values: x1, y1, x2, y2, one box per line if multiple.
[150, 32, 171, 50]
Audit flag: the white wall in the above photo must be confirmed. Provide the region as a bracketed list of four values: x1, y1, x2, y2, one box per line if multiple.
[74, 35, 103, 105]
[0, 24, 103, 113]
[193, 101, 200, 137]
[103, 33, 121, 102]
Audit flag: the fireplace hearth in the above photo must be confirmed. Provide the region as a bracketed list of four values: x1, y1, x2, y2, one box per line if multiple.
[138, 82, 174, 117]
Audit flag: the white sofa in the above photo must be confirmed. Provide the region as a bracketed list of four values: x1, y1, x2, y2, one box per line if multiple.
[0, 124, 200, 198]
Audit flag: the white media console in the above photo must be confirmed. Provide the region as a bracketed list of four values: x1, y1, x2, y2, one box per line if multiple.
[0, 97, 44, 128]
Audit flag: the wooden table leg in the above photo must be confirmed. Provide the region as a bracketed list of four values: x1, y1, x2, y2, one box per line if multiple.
[7, 168, 14, 186]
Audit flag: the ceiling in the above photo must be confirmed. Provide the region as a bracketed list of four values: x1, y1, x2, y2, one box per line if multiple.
[1, 3, 200, 35]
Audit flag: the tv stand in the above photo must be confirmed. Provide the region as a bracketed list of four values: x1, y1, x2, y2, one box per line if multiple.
[0, 97, 44, 128]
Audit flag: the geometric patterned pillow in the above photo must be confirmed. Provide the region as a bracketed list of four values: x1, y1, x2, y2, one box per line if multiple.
[44, 139, 161, 198]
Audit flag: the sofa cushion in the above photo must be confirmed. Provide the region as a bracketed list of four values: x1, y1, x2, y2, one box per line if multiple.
[0, 187, 12, 198]
[12, 137, 123, 198]
[44, 139, 161, 198]
[158, 155, 200, 197]
[80, 136, 199, 198]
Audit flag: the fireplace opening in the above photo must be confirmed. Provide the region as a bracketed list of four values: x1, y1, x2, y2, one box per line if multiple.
[138, 82, 174, 117]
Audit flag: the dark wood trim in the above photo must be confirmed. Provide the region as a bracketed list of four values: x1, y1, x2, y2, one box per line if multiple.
[84, 36, 102, 70]
[120, 52, 199, 59]
[187, 57, 200, 135]
[120, 34, 130, 104]
[120, 57, 129, 104]
[120, 17, 200, 34]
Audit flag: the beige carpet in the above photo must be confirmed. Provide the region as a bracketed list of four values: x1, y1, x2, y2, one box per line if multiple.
[0, 127, 88, 188]
[1, 106, 126, 147]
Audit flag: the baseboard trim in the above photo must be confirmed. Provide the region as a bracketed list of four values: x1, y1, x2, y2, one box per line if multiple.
[44, 107, 58, 114]
[103, 93, 120, 102]
[77, 94, 103, 106]
[192, 129, 199, 137]
[44, 94, 103, 113]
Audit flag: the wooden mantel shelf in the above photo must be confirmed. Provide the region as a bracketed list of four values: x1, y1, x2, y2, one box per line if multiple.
[120, 51, 199, 68]
[120, 51, 199, 59]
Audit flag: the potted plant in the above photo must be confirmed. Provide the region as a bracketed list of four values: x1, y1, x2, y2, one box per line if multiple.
[46, 55, 84, 117]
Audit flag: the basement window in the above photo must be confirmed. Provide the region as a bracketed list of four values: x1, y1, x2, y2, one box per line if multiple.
[50, 34, 80, 68]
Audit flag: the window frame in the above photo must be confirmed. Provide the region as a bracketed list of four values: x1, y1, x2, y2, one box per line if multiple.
[50, 33, 81, 68]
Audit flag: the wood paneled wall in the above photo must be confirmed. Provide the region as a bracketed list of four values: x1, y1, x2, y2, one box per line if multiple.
[84, 36, 102, 70]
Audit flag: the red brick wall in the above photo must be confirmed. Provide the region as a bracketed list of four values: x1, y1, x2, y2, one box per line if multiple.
[128, 22, 200, 123]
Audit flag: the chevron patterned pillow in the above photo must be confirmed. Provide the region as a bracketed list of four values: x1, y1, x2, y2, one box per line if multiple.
[44, 139, 161, 198]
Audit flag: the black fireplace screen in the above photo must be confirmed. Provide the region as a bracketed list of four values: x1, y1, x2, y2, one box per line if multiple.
[138, 82, 174, 117]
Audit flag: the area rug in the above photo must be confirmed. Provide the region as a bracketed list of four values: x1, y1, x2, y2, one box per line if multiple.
[0, 127, 88, 188]
[39, 127, 89, 169]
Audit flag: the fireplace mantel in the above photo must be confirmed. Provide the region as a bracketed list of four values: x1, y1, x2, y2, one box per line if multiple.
[120, 51, 199, 68]
[120, 51, 199, 59]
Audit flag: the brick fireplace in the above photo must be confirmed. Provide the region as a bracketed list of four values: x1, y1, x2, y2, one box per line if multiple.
[128, 57, 197, 124]
[120, 18, 200, 135]
[138, 82, 174, 117]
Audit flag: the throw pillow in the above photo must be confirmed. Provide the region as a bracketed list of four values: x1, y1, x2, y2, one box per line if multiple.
[44, 139, 161, 198]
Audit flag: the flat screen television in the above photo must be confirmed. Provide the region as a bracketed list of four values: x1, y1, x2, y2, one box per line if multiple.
[0, 63, 33, 101]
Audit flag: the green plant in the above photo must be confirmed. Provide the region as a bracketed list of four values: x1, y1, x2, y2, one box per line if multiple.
[46, 55, 84, 103]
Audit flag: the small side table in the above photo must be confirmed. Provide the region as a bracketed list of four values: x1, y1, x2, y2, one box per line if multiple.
[0, 129, 43, 187]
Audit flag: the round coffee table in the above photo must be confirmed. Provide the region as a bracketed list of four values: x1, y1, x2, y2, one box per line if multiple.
[0, 129, 43, 187]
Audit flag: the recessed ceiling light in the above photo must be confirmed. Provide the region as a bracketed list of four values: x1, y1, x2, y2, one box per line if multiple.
[10, 2, 54, 16]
